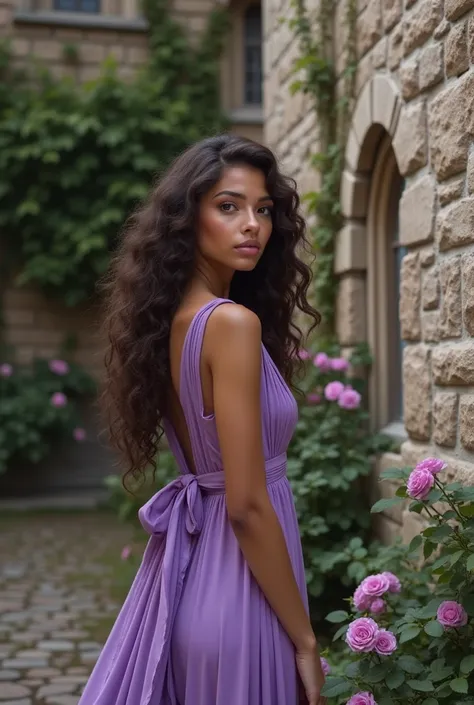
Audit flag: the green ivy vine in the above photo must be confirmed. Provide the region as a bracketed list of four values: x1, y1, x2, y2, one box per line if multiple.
[0, 0, 229, 306]
[290, 0, 357, 332]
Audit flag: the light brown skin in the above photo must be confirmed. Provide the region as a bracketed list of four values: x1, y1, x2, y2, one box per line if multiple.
[168, 165, 326, 705]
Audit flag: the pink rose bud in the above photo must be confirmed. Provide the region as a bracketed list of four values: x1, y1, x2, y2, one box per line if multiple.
[415, 457, 447, 475]
[437, 600, 468, 629]
[345, 617, 379, 653]
[0, 363, 13, 377]
[382, 571, 401, 594]
[121, 546, 132, 561]
[370, 598, 386, 615]
[48, 359, 70, 375]
[73, 427, 87, 442]
[314, 352, 331, 372]
[407, 468, 435, 500]
[338, 387, 361, 410]
[330, 357, 349, 371]
[298, 349, 311, 360]
[360, 574, 390, 598]
[320, 657, 331, 675]
[51, 392, 67, 408]
[307, 392, 322, 405]
[346, 692, 378, 705]
[324, 381, 345, 401]
[374, 629, 397, 655]
[353, 585, 371, 612]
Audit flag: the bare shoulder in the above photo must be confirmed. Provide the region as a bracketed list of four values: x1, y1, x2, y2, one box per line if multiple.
[205, 303, 262, 360]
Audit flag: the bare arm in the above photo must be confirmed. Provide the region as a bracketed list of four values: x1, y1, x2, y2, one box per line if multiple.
[206, 304, 316, 653]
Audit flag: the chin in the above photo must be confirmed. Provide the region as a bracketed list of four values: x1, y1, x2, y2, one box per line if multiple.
[233, 258, 260, 272]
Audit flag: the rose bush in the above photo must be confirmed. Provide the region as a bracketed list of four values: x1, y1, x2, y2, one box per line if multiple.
[287, 343, 391, 619]
[320, 458, 474, 704]
[0, 355, 95, 474]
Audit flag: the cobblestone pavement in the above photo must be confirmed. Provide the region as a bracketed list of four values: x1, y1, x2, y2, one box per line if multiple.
[0, 513, 137, 705]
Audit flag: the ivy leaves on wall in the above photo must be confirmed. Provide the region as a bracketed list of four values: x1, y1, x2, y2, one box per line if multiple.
[0, 0, 229, 305]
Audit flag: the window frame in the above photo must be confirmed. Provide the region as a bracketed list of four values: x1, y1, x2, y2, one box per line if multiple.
[243, 3, 263, 107]
[366, 136, 406, 440]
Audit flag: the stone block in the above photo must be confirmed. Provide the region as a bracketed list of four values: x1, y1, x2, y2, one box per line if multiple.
[12, 38, 31, 58]
[462, 252, 474, 335]
[439, 256, 462, 339]
[357, 0, 383, 57]
[340, 170, 369, 219]
[437, 198, 474, 251]
[419, 43, 443, 91]
[388, 21, 403, 69]
[373, 515, 402, 543]
[468, 16, 474, 63]
[401, 508, 427, 544]
[445, 0, 474, 20]
[403, 344, 432, 441]
[400, 252, 421, 340]
[336, 275, 366, 345]
[352, 81, 373, 146]
[403, 0, 443, 56]
[420, 247, 435, 268]
[383, 0, 402, 31]
[32, 40, 64, 62]
[372, 74, 400, 135]
[393, 101, 428, 176]
[433, 393, 458, 447]
[79, 44, 105, 64]
[423, 311, 440, 342]
[401, 439, 433, 468]
[399, 174, 436, 246]
[400, 58, 419, 100]
[445, 21, 469, 77]
[432, 342, 474, 385]
[460, 395, 474, 450]
[434, 18, 451, 40]
[422, 267, 439, 310]
[429, 72, 474, 180]
[438, 176, 465, 206]
[373, 36, 388, 68]
[467, 149, 474, 193]
[334, 223, 367, 274]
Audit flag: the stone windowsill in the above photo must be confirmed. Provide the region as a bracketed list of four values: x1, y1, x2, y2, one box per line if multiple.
[228, 106, 264, 125]
[13, 10, 149, 32]
[380, 420, 408, 451]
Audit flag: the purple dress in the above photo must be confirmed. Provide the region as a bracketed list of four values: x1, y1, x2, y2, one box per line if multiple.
[78, 299, 309, 705]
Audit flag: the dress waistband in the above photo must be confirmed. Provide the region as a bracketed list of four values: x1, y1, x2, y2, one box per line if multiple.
[194, 451, 287, 495]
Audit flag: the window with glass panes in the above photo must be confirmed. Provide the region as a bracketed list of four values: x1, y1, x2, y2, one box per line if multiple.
[54, 0, 100, 11]
[244, 5, 262, 105]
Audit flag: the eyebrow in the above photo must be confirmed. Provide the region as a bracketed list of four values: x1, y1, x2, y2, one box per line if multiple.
[212, 190, 273, 202]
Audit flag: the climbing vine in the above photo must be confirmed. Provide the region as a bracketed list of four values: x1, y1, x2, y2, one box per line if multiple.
[0, 0, 229, 306]
[290, 0, 357, 332]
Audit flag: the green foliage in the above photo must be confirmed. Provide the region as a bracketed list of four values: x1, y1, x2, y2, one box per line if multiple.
[288, 345, 391, 619]
[0, 0, 229, 305]
[0, 356, 95, 474]
[289, 0, 357, 330]
[321, 463, 474, 704]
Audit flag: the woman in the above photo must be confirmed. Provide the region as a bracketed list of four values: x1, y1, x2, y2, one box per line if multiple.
[80, 134, 325, 705]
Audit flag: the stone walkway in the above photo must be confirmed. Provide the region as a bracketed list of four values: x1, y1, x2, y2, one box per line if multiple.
[0, 512, 137, 705]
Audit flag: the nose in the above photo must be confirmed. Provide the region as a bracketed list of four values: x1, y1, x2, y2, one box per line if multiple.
[242, 209, 260, 235]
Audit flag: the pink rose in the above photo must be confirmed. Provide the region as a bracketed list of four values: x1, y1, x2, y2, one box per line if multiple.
[73, 427, 87, 442]
[360, 574, 390, 598]
[51, 392, 67, 408]
[49, 359, 70, 375]
[437, 601, 468, 629]
[374, 629, 397, 655]
[298, 349, 311, 360]
[307, 392, 322, 405]
[346, 692, 377, 705]
[338, 387, 361, 410]
[324, 381, 345, 401]
[353, 585, 371, 612]
[415, 457, 447, 475]
[407, 468, 434, 500]
[331, 357, 349, 371]
[345, 617, 379, 653]
[370, 598, 386, 615]
[0, 363, 13, 377]
[382, 571, 401, 594]
[314, 352, 331, 372]
[121, 546, 132, 561]
[320, 657, 331, 675]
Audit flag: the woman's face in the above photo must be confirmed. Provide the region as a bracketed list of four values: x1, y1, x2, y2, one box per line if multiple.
[197, 164, 273, 273]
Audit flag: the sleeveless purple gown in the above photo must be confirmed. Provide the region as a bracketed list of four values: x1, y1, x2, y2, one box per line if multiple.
[78, 299, 309, 705]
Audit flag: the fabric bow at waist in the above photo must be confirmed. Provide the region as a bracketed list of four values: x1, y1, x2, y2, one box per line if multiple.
[78, 453, 287, 705]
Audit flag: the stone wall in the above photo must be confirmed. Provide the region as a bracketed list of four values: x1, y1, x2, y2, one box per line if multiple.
[263, 0, 474, 542]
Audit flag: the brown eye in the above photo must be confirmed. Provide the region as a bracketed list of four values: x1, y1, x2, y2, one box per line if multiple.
[220, 202, 237, 212]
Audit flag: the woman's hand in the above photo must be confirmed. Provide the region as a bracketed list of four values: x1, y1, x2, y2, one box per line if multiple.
[296, 642, 326, 705]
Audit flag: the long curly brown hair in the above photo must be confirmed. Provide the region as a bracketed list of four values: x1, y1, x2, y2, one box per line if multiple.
[101, 134, 320, 481]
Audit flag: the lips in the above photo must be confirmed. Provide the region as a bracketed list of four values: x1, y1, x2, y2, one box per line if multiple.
[235, 240, 261, 251]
